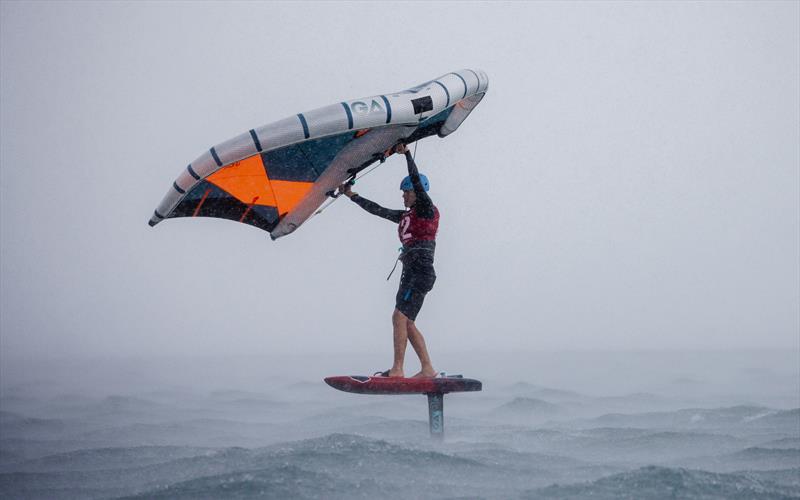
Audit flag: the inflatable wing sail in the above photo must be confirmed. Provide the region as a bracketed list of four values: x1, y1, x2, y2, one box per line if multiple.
[149, 69, 488, 240]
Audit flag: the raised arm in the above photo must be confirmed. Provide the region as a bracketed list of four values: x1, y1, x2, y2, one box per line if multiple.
[403, 149, 434, 219]
[339, 183, 404, 223]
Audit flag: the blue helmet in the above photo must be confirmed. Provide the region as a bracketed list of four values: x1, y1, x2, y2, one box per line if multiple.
[400, 174, 430, 192]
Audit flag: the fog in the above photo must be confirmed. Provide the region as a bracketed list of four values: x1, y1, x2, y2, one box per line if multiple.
[1, 1, 798, 498]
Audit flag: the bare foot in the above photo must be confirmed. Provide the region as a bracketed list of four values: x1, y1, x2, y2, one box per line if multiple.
[411, 370, 437, 378]
[387, 369, 404, 378]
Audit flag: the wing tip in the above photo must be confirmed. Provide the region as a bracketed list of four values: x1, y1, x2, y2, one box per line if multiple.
[149, 210, 165, 227]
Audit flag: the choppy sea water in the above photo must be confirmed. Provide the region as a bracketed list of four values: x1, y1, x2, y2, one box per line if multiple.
[1, 352, 798, 499]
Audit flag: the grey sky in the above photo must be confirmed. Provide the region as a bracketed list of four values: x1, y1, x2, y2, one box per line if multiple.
[1, 1, 798, 363]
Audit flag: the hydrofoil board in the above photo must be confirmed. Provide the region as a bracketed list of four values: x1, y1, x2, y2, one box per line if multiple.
[324, 374, 482, 395]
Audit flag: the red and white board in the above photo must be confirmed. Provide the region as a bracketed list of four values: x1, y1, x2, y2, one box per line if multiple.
[324, 375, 482, 395]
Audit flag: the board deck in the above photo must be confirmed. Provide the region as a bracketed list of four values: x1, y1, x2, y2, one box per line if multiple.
[324, 375, 482, 395]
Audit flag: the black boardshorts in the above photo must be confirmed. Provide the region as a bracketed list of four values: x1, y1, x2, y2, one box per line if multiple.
[395, 269, 435, 321]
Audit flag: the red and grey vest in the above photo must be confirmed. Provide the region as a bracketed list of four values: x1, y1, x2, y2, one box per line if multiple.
[398, 206, 440, 246]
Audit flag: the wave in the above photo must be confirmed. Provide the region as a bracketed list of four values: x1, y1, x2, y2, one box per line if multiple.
[117, 464, 386, 500]
[559, 405, 800, 434]
[0, 445, 213, 473]
[528, 465, 800, 499]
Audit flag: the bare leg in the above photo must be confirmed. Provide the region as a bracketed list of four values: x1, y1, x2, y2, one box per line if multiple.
[389, 308, 408, 377]
[408, 320, 436, 378]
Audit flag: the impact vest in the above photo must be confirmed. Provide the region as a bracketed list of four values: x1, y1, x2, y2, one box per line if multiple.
[398, 206, 439, 246]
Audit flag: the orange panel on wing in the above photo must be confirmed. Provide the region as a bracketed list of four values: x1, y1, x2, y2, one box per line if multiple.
[207, 155, 277, 206]
[270, 180, 314, 215]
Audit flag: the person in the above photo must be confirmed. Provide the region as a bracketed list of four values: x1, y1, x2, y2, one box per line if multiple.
[338, 143, 439, 378]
